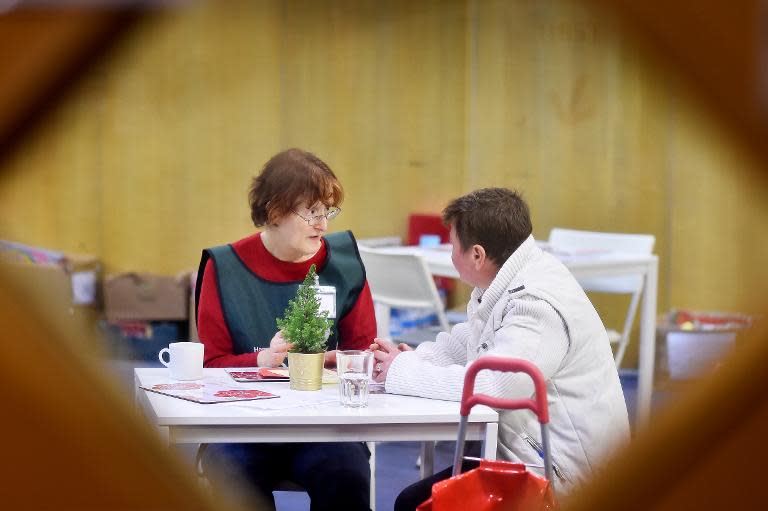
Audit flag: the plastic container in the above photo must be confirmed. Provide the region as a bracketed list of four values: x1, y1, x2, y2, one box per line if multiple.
[666, 331, 736, 379]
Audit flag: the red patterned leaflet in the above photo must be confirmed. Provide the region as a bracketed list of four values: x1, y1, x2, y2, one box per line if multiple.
[214, 389, 275, 398]
[226, 369, 289, 382]
[228, 371, 262, 380]
[259, 368, 288, 378]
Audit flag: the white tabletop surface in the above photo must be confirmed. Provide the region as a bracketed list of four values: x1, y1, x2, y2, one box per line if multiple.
[135, 368, 498, 436]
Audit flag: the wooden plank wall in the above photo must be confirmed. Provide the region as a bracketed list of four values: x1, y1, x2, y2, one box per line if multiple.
[0, 0, 765, 367]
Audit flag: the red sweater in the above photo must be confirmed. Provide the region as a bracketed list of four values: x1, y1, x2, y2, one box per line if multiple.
[198, 232, 377, 367]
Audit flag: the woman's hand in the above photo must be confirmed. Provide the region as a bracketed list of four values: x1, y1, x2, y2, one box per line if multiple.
[369, 338, 412, 382]
[323, 350, 337, 368]
[369, 339, 413, 353]
[257, 331, 293, 367]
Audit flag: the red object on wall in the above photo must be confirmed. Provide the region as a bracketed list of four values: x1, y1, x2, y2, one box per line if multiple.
[407, 214, 450, 246]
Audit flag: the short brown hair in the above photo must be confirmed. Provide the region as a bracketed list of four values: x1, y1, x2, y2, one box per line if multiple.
[442, 188, 532, 265]
[248, 148, 344, 226]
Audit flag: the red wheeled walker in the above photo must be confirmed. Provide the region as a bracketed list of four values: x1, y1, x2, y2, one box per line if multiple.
[417, 357, 558, 511]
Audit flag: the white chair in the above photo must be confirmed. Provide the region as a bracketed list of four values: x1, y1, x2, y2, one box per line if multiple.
[357, 236, 403, 248]
[547, 228, 655, 369]
[358, 246, 450, 340]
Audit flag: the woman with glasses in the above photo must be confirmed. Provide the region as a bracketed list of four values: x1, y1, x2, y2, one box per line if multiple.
[194, 148, 375, 511]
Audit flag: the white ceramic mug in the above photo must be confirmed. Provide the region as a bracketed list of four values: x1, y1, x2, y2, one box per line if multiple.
[158, 341, 204, 380]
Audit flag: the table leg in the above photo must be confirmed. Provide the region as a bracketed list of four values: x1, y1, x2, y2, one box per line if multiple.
[367, 442, 376, 510]
[481, 422, 498, 460]
[637, 257, 658, 427]
[134, 373, 141, 410]
[420, 441, 435, 479]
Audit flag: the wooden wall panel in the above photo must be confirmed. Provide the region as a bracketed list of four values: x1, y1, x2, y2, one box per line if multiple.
[0, 73, 104, 255]
[0, 9, 130, 147]
[464, 0, 676, 353]
[96, 3, 284, 273]
[0, 0, 765, 369]
[278, 0, 467, 239]
[467, 0, 670, 241]
[668, 105, 768, 313]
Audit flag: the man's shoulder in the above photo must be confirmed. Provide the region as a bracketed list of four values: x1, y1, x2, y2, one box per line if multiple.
[517, 250, 579, 289]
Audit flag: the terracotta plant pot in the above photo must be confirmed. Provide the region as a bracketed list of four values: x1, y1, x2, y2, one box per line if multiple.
[287, 352, 324, 391]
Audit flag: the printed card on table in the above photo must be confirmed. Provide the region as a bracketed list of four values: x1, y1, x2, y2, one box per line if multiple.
[141, 379, 279, 404]
[226, 367, 339, 384]
[226, 367, 290, 382]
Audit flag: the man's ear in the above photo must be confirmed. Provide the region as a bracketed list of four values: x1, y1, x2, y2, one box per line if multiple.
[471, 244, 486, 270]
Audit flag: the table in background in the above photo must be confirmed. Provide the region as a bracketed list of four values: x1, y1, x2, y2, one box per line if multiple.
[376, 244, 659, 428]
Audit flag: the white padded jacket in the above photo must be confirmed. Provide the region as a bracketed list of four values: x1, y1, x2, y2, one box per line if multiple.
[385, 235, 630, 493]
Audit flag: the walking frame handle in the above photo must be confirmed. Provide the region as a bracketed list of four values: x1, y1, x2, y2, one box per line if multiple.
[452, 357, 554, 489]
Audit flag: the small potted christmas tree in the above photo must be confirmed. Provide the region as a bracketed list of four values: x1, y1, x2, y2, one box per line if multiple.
[277, 264, 332, 391]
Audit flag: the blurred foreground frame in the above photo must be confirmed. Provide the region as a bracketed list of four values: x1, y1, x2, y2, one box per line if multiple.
[0, 1, 766, 510]
[0, 262, 240, 509]
[0, 5, 249, 511]
[566, 1, 768, 510]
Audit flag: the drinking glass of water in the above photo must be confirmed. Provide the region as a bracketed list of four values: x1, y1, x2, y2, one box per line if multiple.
[337, 350, 374, 407]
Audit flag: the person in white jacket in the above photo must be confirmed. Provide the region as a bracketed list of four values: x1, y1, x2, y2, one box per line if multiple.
[371, 188, 629, 509]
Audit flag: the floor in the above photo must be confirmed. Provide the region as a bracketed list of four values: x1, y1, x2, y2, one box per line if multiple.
[275, 441, 456, 511]
[114, 358, 666, 511]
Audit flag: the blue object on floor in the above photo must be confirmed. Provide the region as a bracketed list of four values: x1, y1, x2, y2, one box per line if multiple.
[101, 320, 187, 361]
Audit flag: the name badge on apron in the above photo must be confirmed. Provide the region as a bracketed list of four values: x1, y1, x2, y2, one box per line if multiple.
[314, 285, 337, 319]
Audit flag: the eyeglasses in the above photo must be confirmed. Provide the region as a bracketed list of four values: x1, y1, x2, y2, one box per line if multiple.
[292, 206, 341, 226]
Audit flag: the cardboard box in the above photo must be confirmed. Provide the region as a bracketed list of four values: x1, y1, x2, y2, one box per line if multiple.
[666, 331, 736, 379]
[0, 242, 103, 356]
[0, 240, 100, 306]
[104, 272, 190, 322]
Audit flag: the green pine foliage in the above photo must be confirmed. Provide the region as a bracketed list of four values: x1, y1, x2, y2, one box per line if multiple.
[276, 264, 331, 354]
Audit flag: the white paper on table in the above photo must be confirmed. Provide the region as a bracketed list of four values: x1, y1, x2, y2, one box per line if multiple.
[242, 388, 339, 410]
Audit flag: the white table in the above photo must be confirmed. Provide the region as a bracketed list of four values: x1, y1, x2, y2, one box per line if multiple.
[377, 244, 659, 428]
[134, 368, 499, 479]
